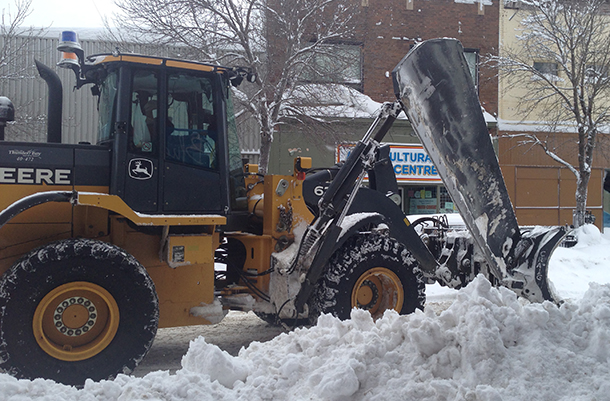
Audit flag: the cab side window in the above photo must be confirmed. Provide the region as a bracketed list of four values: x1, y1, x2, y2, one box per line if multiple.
[165, 73, 217, 169]
[130, 70, 158, 153]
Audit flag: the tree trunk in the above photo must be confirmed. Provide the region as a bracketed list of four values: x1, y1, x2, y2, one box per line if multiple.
[573, 171, 590, 227]
[258, 126, 273, 175]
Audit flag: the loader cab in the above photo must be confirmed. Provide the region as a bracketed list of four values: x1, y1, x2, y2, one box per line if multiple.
[81, 54, 245, 217]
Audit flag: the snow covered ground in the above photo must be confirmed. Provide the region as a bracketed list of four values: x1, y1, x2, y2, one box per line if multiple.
[2, 225, 610, 400]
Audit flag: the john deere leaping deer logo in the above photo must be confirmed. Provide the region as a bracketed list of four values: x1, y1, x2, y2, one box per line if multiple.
[129, 158, 154, 180]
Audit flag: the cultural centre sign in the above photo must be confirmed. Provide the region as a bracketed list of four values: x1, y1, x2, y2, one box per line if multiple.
[336, 142, 442, 184]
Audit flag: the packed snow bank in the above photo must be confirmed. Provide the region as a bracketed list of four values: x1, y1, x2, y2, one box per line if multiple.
[3, 276, 610, 400]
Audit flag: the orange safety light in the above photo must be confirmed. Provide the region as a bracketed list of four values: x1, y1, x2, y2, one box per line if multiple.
[58, 52, 79, 69]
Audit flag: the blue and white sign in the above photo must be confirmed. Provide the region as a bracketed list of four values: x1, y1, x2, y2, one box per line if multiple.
[336, 143, 441, 184]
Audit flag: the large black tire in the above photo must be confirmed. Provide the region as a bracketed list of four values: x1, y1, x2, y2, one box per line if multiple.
[313, 233, 425, 320]
[0, 238, 159, 386]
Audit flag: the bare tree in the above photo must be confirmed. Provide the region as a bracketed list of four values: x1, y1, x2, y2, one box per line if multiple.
[1, 0, 48, 76]
[111, 0, 360, 173]
[2, 0, 30, 74]
[0, 0, 48, 141]
[489, 0, 610, 227]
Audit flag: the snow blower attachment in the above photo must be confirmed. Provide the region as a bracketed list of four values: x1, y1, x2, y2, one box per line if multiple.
[392, 38, 566, 303]
[292, 39, 566, 318]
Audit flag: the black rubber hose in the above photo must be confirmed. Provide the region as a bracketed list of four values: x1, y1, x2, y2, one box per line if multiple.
[0, 191, 73, 229]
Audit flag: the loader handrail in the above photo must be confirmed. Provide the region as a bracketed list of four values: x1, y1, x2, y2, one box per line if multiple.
[0, 191, 73, 230]
[0, 191, 226, 232]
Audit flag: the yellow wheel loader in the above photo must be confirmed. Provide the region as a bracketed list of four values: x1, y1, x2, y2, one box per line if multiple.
[0, 34, 566, 385]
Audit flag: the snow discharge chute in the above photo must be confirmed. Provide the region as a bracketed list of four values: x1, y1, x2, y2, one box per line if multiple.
[392, 38, 566, 303]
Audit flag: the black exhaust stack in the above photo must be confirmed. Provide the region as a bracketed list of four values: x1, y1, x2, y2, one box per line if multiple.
[35, 59, 62, 143]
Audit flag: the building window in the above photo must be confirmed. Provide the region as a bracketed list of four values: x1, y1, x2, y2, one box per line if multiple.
[300, 43, 363, 90]
[439, 187, 456, 213]
[504, 0, 521, 9]
[463, 50, 479, 88]
[533, 61, 559, 77]
[406, 186, 438, 215]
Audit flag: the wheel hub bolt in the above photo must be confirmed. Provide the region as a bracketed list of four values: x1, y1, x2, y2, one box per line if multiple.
[53, 296, 98, 337]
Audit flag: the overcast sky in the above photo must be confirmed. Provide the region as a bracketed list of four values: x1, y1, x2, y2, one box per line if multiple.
[21, 0, 119, 28]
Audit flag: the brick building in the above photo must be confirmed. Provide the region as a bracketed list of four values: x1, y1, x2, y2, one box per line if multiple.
[270, 0, 501, 217]
[272, 0, 610, 229]
[357, 0, 498, 117]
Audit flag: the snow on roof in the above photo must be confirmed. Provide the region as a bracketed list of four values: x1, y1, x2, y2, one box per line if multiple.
[454, 0, 493, 5]
[498, 119, 609, 134]
[482, 108, 497, 124]
[288, 84, 496, 124]
[287, 84, 390, 119]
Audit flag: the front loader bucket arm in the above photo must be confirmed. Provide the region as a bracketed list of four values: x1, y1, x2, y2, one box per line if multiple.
[392, 38, 565, 303]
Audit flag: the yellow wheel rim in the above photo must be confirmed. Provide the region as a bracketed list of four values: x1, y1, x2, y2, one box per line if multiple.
[33, 282, 120, 361]
[351, 267, 404, 319]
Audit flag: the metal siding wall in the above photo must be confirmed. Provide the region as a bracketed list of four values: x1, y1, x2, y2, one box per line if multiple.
[1, 33, 260, 160]
[1, 35, 104, 143]
[236, 112, 260, 164]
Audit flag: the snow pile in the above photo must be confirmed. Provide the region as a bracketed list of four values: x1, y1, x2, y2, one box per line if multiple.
[550, 224, 610, 300]
[3, 278, 610, 400]
[189, 278, 610, 401]
[1, 226, 610, 400]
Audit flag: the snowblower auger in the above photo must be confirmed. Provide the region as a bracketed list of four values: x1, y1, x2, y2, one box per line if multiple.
[392, 38, 566, 304]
